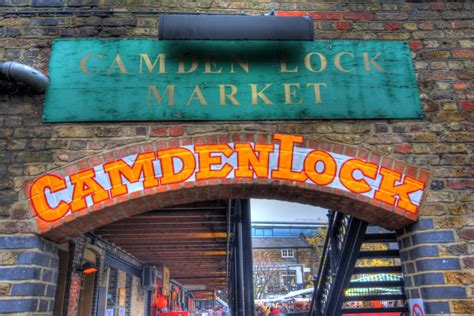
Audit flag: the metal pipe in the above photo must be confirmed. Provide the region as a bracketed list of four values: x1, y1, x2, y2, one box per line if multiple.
[236, 202, 246, 316]
[0, 61, 50, 93]
[240, 199, 255, 315]
[225, 199, 232, 290]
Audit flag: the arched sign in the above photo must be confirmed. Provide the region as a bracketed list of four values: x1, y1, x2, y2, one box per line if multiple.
[28, 133, 428, 234]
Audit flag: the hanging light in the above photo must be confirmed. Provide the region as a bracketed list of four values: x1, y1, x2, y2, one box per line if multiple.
[82, 262, 97, 274]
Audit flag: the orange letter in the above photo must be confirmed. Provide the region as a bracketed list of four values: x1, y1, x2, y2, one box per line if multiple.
[104, 152, 159, 198]
[30, 174, 70, 222]
[195, 144, 234, 180]
[304, 150, 337, 186]
[158, 148, 196, 185]
[70, 169, 110, 212]
[375, 167, 425, 213]
[235, 143, 274, 178]
[271, 134, 307, 182]
[339, 159, 378, 193]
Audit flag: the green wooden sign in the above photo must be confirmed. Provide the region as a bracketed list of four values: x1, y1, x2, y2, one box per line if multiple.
[43, 39, 421, 122]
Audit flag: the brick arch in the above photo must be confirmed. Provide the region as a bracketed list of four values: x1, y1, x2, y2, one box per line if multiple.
[26, 133, 430, 242]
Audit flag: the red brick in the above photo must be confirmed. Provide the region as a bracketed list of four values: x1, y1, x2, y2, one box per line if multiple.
[150, 127, 167, 137]
[89, 155, 102, 166]
[169, 126, 184, 137]
[447, 179, 474, 190]
[384, 22, 401, 31]
[276, 11, 308, 17]
[332, 144, 343, 154]
[452, 50, 474, 58]
[167, 138, 180, 148]
[460, 101, 474, 111]
[393, 160, 405, 174]
[181, 137, 192, 146]
[431, 2, 446, 11]
[409, 40, 423, 50]
[464, 257, 474, 269]
[344, 146, 357, 157]
[454, 82, 468, 90]
[406, 165, 417, 178]
[35, 217, 52, 234]
[207, 135, 218, 144]
[311, 11, 342, 20]
[394, 143, 412, 154]
[344, 12, 374, 21]
[381, 157, 395, 169]
[418, 170, 431, 184]
[76, 159, 90, 170]
[115, 148, 128, 159]
[431, 71, 456, 80]
[336, 21, 352, 30]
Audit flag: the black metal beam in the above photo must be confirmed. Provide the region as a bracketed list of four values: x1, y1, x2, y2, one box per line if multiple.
[344, 294, 406, 301]
[159, 14, 314, 41]
[326, 217, 368, 316]
[363, 233, 398, 242]
[241, 199, 255, 316]
[358, 250, 400, 258]
[341, 307, 408, 314]
[352, 266, 402, 274]
[348, 280, 404, 288]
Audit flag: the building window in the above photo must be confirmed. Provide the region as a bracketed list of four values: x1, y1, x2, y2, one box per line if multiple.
[281, 249, 294, 258]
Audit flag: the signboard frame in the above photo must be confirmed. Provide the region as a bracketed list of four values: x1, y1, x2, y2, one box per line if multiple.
[43, 39, 422, 122]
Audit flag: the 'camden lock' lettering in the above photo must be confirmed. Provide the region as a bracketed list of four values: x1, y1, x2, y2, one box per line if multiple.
[79, 51, 384, 108]
[30, 134, 426, 223]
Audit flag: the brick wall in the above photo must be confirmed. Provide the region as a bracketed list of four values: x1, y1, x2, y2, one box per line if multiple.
[0, 235, 58, 314]
[0, 1, 473, 315]
[253, 248, 317, 273]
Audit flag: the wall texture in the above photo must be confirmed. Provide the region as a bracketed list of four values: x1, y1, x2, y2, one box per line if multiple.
[0, 0, 473, 315]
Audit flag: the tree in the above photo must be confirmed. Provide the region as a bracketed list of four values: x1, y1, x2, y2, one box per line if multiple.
[253, 262, 281, 299]
[301, 227, 327, 288]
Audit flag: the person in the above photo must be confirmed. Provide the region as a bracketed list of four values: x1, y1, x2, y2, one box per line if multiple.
[271, 306, 282, 314]
[261, 303, 271, 316]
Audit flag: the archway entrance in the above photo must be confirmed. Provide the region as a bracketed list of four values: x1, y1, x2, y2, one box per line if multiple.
[26, 132, 429, 315]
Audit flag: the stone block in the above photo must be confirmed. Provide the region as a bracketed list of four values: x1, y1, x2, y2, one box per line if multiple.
[0, 267, 41, 280]
[0, 251, 16, 265]
[452, 300, 474, 314]
[46, 284, 56, 297]
[0, 283, 10, 295]
[411, 231, 455, 245]
[421, 286, 467, 299]
[424, 301, 450, 314]
[409, 245, 439, 259]
[39, 299, 49, 312]
[11, 283, 46, 296]
[416, 258, 461, 272]
[67, 0, 99, 6]
[413, 272, 445, 286]
[0, 299, 38, 313]
[16, 252, 50, 267]
[0, 236, 42, 250]
[32, 0, 64, 6]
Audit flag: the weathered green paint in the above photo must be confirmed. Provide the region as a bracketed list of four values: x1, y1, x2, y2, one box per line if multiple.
[43, 39, 421, 122]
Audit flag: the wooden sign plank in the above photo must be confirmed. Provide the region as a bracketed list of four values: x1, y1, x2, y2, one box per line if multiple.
[43, 39, 421, 121]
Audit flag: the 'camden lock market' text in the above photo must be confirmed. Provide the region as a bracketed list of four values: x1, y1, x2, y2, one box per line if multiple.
[30, 134, 425, 223]
[79, 51, 385, 107]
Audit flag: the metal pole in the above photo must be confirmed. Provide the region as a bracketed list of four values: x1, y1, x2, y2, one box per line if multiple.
[237, 219, 246, 315]
[232, 245, 239, 315]
[240, 199, 255, 316]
